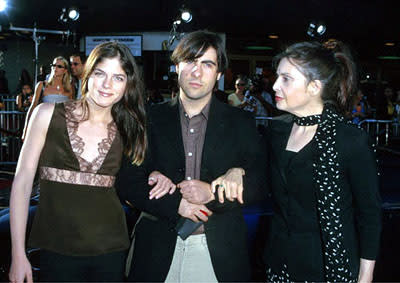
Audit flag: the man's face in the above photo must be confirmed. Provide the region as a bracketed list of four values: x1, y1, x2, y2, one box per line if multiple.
[70, 56, 84, 78]
[176, 47, 221, 103]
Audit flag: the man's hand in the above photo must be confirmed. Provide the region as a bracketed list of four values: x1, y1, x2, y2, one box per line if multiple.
[178, 198, 213, 222]
[211, 167, 245, 204]
[148, 171, 177, 200]
[177, 179, 215, 205]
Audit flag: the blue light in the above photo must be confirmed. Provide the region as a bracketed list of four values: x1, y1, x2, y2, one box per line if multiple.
[0, 0, 7, 12]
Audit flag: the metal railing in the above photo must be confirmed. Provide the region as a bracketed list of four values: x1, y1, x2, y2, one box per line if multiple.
[358, 119, 398, 146]
[0, 95, 25, 166]
[0, 111, 25, 165]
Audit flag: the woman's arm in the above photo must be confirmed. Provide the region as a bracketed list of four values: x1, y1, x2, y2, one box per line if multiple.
[358, 258, 375, 283]
[9, 103, 54, 283]
[22, 82, 44, 140]
[16, 95, 23, 112]
[347, 129, 381, 280]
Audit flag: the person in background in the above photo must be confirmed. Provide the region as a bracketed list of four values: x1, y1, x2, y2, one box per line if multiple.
[228, 76, 247, 107]
[37, 65, 49, 82]
[16, 69, 33, 94]
[349, 87, 370, 124]
[9, 42, 147, 283]
[16, 84, 33, 112]
[70, 53, 86, 99]
[376, 85, 395, 120]
[263, 40, 381, 282]
[22, 56, 74, 140]
[146, 81, 164, 105]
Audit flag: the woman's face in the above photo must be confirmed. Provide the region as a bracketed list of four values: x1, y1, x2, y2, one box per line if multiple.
[86, 57, 127, 109]
[235, 79, 246, 93]
[51, 59, 67, 78]
[273, 57, 317, 116]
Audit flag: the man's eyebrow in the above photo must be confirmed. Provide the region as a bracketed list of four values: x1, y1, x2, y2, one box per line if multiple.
[200, 60, 217, 66]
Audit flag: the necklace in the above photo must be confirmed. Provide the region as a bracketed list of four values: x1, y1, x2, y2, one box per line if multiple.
[56, 85, 60, 91]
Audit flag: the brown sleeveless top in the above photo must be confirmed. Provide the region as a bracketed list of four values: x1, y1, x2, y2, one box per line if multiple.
[28, 101, 129, 256]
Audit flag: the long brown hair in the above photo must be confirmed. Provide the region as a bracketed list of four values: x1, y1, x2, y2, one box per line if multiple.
[81, 42, 147, 165]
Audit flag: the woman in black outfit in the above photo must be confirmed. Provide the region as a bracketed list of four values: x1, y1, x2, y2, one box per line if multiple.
[263, 41, 381, 282]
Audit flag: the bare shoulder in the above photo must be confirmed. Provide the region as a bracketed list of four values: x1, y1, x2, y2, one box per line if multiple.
[30, 103, 55, 128]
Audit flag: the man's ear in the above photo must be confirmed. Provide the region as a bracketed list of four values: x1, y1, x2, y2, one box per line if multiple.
[308, 80, 322, 97]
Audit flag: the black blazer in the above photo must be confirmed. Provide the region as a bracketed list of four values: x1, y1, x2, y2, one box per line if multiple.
[117, 97, 267, 282]
[263, 115, 382, 281]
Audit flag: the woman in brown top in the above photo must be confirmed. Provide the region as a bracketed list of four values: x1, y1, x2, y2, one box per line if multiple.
[9, 42, 147, 282]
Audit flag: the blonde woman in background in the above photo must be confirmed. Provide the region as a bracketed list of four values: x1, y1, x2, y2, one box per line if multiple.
[22, 56, 74, 139]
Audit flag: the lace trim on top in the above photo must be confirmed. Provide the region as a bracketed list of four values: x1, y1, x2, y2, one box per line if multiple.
[40, 166, 115, 187]
[64, 102, 117, 173]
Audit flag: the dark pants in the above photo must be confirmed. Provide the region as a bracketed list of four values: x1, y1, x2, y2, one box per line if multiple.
[39, 249, 127, 282]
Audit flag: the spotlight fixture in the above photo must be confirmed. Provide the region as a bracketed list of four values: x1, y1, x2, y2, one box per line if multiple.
[307, 21, 326, 38]
[68, 7, 80, 21]
[58, 8, 68, 23]
[58, 7, 80, 24]
[173, 19, 181, 25]
[180, 6, 192, 23]
[0, 0, 7, 12]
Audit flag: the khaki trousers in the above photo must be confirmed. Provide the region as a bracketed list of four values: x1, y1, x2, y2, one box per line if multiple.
[165, 234, 218, 283]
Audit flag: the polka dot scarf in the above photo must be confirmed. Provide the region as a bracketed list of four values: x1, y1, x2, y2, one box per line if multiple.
[294, 107, 356, 282]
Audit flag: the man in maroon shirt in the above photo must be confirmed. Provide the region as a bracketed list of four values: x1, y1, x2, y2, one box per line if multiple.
[118, 30, 267, 282]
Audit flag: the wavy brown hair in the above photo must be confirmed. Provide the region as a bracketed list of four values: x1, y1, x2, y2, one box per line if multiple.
[81, 42, 147, 165]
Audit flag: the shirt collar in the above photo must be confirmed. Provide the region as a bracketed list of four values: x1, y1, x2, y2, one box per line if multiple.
[178, 97, 211, 121]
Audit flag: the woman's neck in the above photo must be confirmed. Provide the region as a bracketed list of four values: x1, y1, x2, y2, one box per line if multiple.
[292, 102, 324, 117]
[86, 99, 113, 124]
[52, 76, 63, 85]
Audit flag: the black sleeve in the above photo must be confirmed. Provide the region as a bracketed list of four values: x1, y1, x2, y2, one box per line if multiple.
[347, 130, 382, 260]
[115, 156, 182, 226]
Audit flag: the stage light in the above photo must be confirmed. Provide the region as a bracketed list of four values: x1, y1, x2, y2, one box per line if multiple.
[173, 19, 181, 25]
[0, 0, 7, 12]
[68, 7, 79, 21]
[180, 7, 192, 23]
[307, 21, 326, 38]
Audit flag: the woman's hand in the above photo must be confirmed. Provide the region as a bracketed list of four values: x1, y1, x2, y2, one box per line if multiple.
[211, 168, 245, 204]
[358, 258, 375, 283]
[9, 254, 33, 283]
[148, 171, 176, 200]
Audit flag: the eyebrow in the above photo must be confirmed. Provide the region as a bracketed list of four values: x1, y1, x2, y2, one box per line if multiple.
[200, 60, 217, 66]
[277, 71, 293, 78]
[94, 68, 126, 77]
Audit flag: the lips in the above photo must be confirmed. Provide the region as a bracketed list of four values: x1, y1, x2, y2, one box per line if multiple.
[99, 90, 113, 97]
[189, 81, 202, 88]
[275, 96, 283, 102]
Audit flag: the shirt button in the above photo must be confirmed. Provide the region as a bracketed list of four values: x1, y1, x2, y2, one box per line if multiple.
[188, 152, 193, 157]
[186, 176, 192, 180]
[189, 128, 194, 133]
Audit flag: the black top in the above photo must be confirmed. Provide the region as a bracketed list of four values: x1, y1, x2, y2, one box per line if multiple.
[264, 114, 382, 281]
